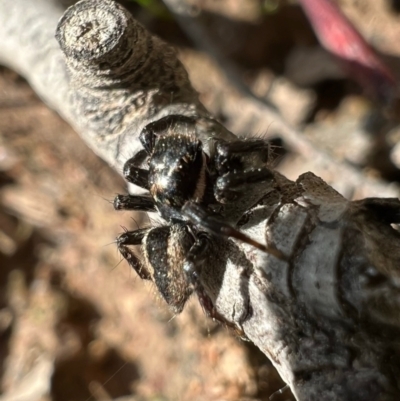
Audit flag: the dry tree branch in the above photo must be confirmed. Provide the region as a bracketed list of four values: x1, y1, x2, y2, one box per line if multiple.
[1, 1, 400, 400]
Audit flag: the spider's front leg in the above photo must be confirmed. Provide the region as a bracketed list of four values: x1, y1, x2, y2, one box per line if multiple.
[114, 150, 156, 212]
[121, 149, 150, 190]
[214, 138, 271, 175]
[213, 139, 275, 204]
[113, 194, 156, 212]
[117, 228, 153, 280]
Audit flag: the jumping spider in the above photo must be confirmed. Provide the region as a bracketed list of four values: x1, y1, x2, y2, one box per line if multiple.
[114, 115, 282, 316]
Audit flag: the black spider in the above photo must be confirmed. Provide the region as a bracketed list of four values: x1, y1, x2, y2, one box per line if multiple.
[114, 115, 283, 316]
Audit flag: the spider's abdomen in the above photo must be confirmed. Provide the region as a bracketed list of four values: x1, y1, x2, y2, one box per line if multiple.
[143, 224, 194, 313]
[149, 133, 206, 221]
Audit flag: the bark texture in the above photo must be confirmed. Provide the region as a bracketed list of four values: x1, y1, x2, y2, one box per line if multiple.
[212, 171, 400, 401]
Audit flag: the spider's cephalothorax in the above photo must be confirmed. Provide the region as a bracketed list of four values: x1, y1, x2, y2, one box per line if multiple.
[146, 120, 208, 222]
[115, 115, 282, 316]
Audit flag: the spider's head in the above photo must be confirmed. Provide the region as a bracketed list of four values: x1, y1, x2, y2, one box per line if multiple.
[148, 132, 208, 221]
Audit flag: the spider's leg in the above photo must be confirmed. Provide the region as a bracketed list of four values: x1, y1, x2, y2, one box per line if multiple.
[214, 138, 271, 175]
[113, 194, 156, 212]
[116, 228, 152, 280]
[182, 232, 245, 331]
[357, 197, 400, 224]
[216, 138, 271, 157]
[139, 115, 197, 154]
[195, 279, 241, 330]
[123, 149, 150, 190]
[118, 225, 194, 314]
[183, 231, 211, 282]
[215, 167, 274, 203]
[212, 138, 275, 204]
[181, 233, 220, 319]
[182, 202, 287, 260]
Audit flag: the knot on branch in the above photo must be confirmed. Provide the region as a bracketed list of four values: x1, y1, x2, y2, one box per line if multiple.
[56, 0, 150, 87]
[54, 0, 206, 151]
[56, 0, 195, 96]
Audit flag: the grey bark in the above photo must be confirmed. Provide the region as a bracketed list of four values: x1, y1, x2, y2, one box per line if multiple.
[1, 0, 400, 400]
[207, 171, 400, 401]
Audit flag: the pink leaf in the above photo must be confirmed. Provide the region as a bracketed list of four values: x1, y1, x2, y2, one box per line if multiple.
[298, 0, 397, 104]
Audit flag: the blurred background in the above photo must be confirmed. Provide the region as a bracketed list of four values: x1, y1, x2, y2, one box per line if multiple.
[1, 0, 400, 400]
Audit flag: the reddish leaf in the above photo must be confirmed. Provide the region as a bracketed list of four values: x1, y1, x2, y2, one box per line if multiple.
[298, 0, 397, 104]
